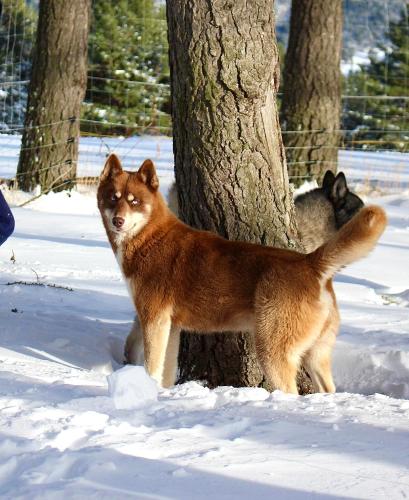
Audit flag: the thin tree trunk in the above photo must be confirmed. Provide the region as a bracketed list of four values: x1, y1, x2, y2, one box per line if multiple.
[281, 0, 343, 186]
[17, 0, 91, 192]
[167, 0, 311, 392]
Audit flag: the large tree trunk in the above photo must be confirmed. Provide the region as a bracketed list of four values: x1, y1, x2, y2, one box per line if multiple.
[17, 0, 91, 192]
[281, 0, 343, 186]
[167, 0, 311, 392]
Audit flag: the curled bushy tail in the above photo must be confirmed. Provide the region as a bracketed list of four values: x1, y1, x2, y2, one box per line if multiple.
[310, 205, 387, 279]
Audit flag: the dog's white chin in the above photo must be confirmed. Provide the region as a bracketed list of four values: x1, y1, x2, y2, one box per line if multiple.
[113, 226, 141, 245]
[104, 208, 151, 245]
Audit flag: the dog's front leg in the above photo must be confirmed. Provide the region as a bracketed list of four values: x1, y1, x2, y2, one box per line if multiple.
[124, 316, 144, 365]
[142, 308, 174, 387]
[162, 329, 180, 388]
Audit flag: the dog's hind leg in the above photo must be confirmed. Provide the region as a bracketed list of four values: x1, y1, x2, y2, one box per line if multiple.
[254, 308, 301, 394]
[255, 339, 300, 394]
[303, 304, 338, 393]
[162, 328, 180, 388]
[255, 319, 309, 395]
[124, 316, 144, 365]
[254, 281, 322, 395]
[142, 307, 173, 387]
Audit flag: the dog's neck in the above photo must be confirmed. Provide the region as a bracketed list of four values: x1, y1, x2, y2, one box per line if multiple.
[107, 195, 179, 275]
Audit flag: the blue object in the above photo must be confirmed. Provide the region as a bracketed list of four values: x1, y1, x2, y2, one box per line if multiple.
[0, 190, 15, 246]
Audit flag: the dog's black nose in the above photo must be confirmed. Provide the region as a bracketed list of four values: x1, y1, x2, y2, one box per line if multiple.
[112, 216, 125, 228]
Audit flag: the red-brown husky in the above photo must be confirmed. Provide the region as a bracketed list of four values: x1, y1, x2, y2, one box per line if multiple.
[98, 154, 387, 394]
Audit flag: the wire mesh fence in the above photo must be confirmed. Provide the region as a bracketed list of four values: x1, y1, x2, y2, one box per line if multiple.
[0, 0, 408, 194]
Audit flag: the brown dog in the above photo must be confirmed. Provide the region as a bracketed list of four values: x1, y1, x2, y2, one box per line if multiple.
[98, 155, 387, 394]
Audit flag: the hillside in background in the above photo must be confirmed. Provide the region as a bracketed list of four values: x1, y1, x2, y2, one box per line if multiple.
[275, 0, 407, 56]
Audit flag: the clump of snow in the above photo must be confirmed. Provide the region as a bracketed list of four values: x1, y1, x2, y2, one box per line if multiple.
[107, 365, 158, 409]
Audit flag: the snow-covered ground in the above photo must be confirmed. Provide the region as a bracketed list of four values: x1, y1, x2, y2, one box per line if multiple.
[1, 139, 409, 498]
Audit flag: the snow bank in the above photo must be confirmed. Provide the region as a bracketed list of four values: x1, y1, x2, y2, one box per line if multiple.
[2, 184, 100, 215]
[108, 365, 158, 409]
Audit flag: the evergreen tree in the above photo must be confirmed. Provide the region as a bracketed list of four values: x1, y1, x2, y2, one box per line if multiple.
[83, 0, 170, 135]
[17, 0, 91, 192]
[280, 0, 343, 186]
[0, 0, 36, 130]
[343, 9, 409, 151]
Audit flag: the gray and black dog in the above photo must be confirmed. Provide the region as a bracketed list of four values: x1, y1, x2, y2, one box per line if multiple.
[295, 170, 364, 252]
[168, 170, 364, 253]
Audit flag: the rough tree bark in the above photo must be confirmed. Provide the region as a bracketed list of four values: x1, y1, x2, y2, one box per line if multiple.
[281, 0, 343, 186]
[17, 0, 91, 192]
[167, 0, 312, 392]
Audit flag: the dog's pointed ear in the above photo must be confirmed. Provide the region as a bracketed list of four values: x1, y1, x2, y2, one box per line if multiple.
[322, 170, 336, 194]
[138, 159, 159, 191]
[331, 172, 348, 201]
[100, 154, 123, 182]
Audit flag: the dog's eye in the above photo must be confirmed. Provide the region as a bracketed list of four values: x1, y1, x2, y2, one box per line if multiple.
[130, 198, 140, 206]
[110, 194, 117, 202]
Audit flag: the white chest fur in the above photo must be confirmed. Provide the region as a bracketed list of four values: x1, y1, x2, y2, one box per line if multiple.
[115, 245, 134, 300]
